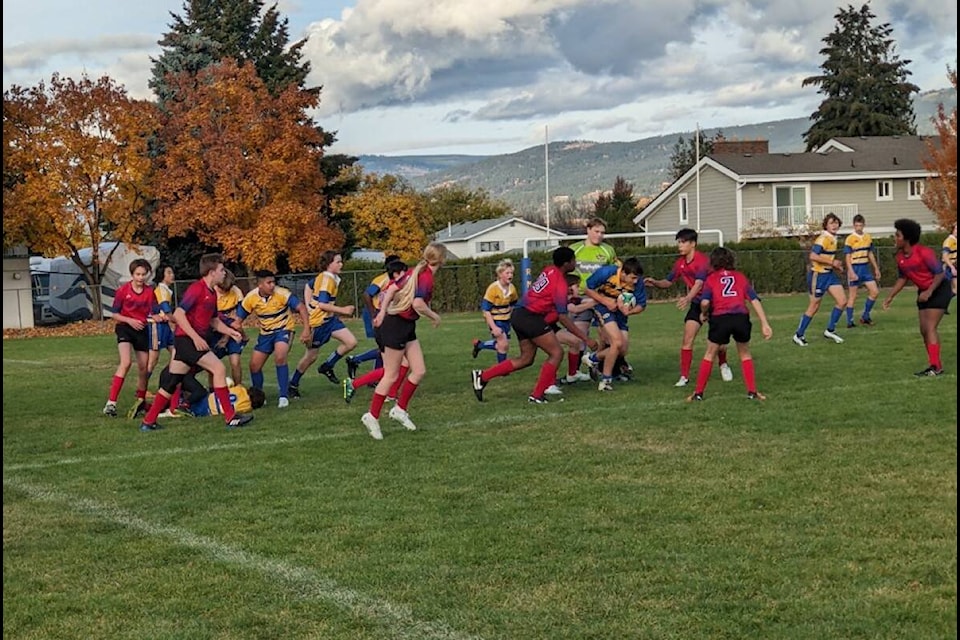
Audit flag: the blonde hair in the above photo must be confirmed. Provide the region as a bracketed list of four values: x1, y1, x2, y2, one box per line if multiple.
[388, 243, 446, 314]
[496, 258, 514, 275]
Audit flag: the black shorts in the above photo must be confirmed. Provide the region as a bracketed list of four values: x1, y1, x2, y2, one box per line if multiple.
[510, 307, 553, 341]
[173, 334, 211, 367]
[379, 314, 417, 350]
[917, 280, 953, 310]
[684, 303, 703, 325]
[116, 323, 149, 352]
[707, 313, 752, 345]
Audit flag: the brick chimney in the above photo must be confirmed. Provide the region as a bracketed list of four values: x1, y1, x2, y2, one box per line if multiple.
[712, 138, 769, 155]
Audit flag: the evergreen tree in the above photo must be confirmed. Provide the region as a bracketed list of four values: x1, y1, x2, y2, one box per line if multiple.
[802, 3, 919, 151]
[668, 131, 722, 181]
[149, 0, 310, 103]
[595, 176, 638, 232]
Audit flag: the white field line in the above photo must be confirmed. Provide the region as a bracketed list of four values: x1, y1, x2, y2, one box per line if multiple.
[4, 477, 484, 640]
[3, 359, 47, 365]
[3, 376, 931, 473]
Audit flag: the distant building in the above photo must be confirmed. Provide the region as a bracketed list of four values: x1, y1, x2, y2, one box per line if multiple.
[433, 216, 567, 259]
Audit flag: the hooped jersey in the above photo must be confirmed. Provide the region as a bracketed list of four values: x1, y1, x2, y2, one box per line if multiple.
[810, 231, 839, 274]
[943, 234, 957, 265]
[843, 232, 874, 265]
[366, 272, 392, 311]
[586, 264, 647, 309]
[153, 282, 175, 315]
[481, 281, 519, 322]
[238, 286, 301, 333]
[192, 384, 252, 416]
[307, 271, 341, 327]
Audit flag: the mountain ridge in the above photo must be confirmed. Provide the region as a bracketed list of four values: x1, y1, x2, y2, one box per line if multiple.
[357, 88, 956, 214]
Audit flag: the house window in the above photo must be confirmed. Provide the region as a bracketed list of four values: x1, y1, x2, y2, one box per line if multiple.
[907, 179, 925, 200]
[478, 241, 502, 253]
[527, 240, 551, 250]
[775, 185, 808, 227]
[876, 180, 893, 201]
[678, 193, 689, 225]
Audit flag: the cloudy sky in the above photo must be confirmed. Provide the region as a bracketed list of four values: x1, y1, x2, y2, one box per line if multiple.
[3, 0, 956, 156]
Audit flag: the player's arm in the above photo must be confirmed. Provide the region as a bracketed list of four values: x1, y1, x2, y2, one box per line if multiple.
[810, 245, 841, 270]
[844, 245, 857, 279]
[362, 284, 379, 316]
[412, 296, 440, 327]
[642, 274, 672, 289]
[293, 300, 312, 344]
[678, 279, 703, 310]
[749, 297, 773, 340]
[882, 277, 908, 309]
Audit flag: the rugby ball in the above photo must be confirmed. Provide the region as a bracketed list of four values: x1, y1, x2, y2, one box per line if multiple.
[619, 291, 636, 309]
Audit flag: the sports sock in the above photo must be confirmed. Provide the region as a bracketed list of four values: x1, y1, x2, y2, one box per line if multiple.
[694, 359, 713, 394]
[531, 361, 558, 399]
[397, 380, 419, 411]
[680, 348, 694, 378]
[109, 375, 124, 403]
[214, 386, 235, 422]
[741, 358, 757, 393]
[482, 359, 516, 383]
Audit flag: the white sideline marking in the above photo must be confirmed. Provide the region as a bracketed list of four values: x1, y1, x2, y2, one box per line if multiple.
[4, 477, 483, 640]
[3, 359, 47, 365]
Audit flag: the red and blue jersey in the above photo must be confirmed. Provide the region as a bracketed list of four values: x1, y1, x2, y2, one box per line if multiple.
[176, 279, 219, 338]
[666, 251, 711, 301]
[896, 244, 943, 290]
[112, 282, 154, 324]
[390, 267, 435, 321]
[520, 265, 569, 317]
[701, 269, 759, 316]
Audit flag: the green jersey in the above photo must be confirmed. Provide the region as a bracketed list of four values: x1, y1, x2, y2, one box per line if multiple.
[571, 241, 617, 288]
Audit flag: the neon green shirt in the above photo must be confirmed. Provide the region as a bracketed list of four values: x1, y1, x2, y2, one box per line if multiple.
[570, 241, 618, 288]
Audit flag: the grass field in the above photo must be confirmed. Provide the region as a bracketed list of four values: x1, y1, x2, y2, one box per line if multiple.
[3, 294, 957, 639]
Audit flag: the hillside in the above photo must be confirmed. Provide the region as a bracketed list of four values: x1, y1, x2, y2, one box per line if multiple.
[357, 88, 956, 214]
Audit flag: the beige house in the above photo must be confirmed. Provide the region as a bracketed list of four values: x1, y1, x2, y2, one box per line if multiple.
[433, 216, 567, 259]
[633, 136, 941, 246]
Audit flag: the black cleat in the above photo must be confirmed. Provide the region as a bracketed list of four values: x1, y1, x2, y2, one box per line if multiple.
[914, 365, 944, 377]
[471, 339, 481, 359]
[346, 356, 359, 379]
[747, 391, 767, 400]
[846, 322, 856, 328]
[859, 317, 874, 326]
[288, 384, 301, 399]
[226, 413, 255, 429]
[686, 393, 704, 402]
[317, 363, 340, 384]
[139, 421, 162, 432]
[527, 395, 548, 404]
[471, 369, 486, 401]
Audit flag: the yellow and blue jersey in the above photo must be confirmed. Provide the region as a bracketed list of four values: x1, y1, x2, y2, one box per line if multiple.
[307, 271, 341, 328]
[810, 231, 839, 274]
[367, 272, 391, 312]
[480, 281, 519, 322]
[238, 286, 300, 334]
[153, 282, 175, 315]
[943, 234, 957, 264]
[217, 285, 244, 316]
[843, 232, 874, 265]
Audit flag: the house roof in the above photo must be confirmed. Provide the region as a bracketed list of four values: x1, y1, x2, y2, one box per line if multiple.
[634, 135, 938, 225]
[433, 216, 568, 242]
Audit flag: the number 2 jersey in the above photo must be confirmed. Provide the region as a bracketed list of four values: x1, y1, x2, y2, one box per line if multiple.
[700, 269, 760, 316]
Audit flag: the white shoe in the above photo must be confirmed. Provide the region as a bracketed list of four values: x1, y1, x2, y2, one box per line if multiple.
[361, 412, 383, 440]
[580, 351, 598, 369]
[792, 334, 809, 347]
[157, 409, 183, 419]
[388, 405, 417, 431]
[564, 371, 591, 383]
[720, 363, 733, 382]
[544, 384, 564, 395]
[823, 329, 844, 344]
[674, 376, 689, 387]
[278, 397, 289, 409]
[598, 380, 614, 392]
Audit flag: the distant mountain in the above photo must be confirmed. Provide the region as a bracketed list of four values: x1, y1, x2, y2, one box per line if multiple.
[356, 88, 956, 214]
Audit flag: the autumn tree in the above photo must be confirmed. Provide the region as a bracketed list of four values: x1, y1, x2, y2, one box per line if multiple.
[594, 176, 639, 232]
[668, 130, 723, 181]
[420, 185, 512, 234]
[802, 3, 918, 151]
[3, 74, 158, 294]
[332, 167, 428, 262]
[922, 67, 958, 228]
[151, 60, 343, 271]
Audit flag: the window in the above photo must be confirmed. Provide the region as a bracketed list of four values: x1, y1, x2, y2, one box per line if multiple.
[907, 179, 925, 200]
[775, 185, 808, 227]
[527, 240, 551, 250]
[478, 241, 502, 253]
[876, 180, 893, 201]
[678, 193, 689, 225]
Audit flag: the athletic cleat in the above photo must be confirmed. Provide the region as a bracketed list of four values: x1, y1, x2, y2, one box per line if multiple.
[277, 397, 289, 409]
[859, 317, 874, 326]
[846, 322, 856, 329]
[544, 384, 564, 395]
[158, 409, 183, 419]
[139, 421, 162, 432]
[127, 399, 147, 419]
[103, 401, 118, 417]
[914, 365, 944, 377]
[471, 339, 481, 359]
[342, 378, 356, 404]
[346, 356, 359, 379]
[361, 412, 383, 440]
[686, 392, 704, 402]
[823, 329, 844, 344]
[747, 391, 767, 400]
[719, 363, 734, 382]
[388, 405, 417, 431]
[564, 371, 592, 383]
[674, 376, 689, 388]
[287, 384, 301, 399]
[471, 369, 487, 402]
[792, 334, 808, 347]
[317, 363, 340, 384]
[598, 380, 614, 392]
[619, 360, 634, 376]
[226, 413, 254, 429]
[527, 395, 548, 404]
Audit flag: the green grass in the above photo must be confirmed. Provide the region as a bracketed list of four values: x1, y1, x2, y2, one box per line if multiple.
[3, 294, 957, 640]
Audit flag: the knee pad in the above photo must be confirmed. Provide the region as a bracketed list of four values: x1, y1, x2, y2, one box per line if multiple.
[158, 367, 184, 394]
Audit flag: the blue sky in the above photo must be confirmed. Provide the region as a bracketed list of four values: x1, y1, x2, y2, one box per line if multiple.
[3, 0, 956, 156]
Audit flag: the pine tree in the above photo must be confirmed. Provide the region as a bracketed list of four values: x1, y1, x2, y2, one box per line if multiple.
[802, 3, 919, 151]
[668, 131, 722, 181]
